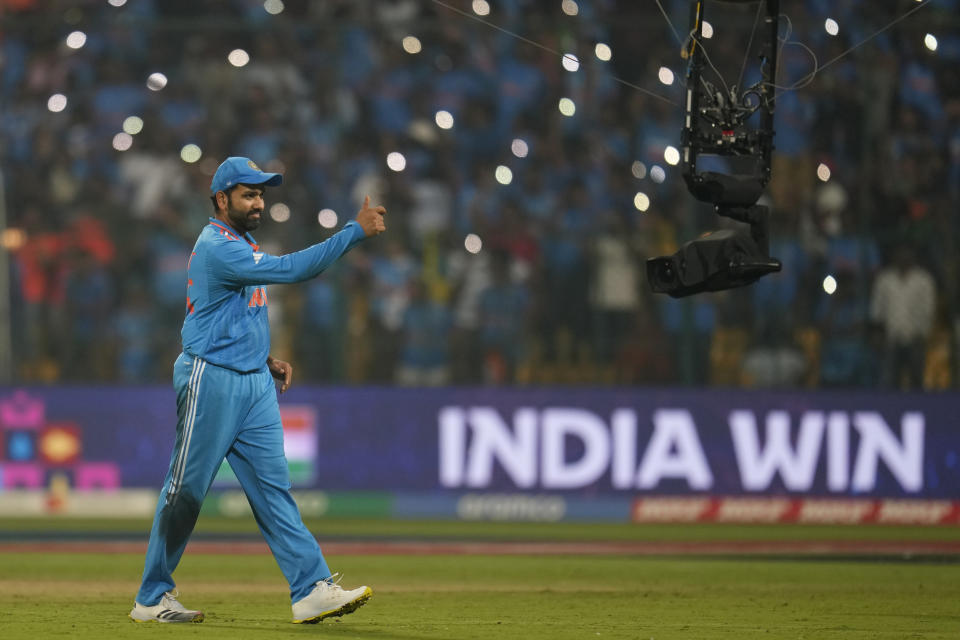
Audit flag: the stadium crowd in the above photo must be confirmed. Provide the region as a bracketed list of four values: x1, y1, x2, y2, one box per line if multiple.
[1, 0, 958, 389]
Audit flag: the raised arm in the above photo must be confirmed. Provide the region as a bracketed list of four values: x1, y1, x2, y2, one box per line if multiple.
[214, 196, 387, 286]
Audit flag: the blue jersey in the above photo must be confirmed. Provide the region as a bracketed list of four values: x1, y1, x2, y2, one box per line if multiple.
[181, 217, 365, 372]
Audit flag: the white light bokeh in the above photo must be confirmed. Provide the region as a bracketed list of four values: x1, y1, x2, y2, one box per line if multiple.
[702, 21, 714, 39]
[650, 165, 666, 183]
[472, 0, 490, 16]
[263, 0, 284, 15]
[658, 67, 675, 86]
[558, 97, 576, 116]
[0, 228, 27, 251]
[594, 43, 612, 61]
[47, 94, 68, 113]
[269, 202, 291, 222]
[464, 233, 483, 254]
[146, 72, 168, 91]
[925, 33, 938, 51]
[65, 31, 87, 49]
[107, 0, 127, 6]
[823, 275, 837, 295]
[228, 49, 250, 67]
[402, 36, 422, 54]
[511, 138, 529, 158]
[180, 144, 202, 163]
[561, 53, 580, 72]
[318, 208, 338, 229]
[561, 0, 579, 16]
[495, 165, 513, 185]
[122, 116, 144, 135]
[825, 18, 839, 36]
[631, 161, 647, 179]
[664, 146, 680, 166]
[435, 110, 454, 129]
[633, 192, 651, 212]
[817, 163, 831, 182]
[112, 132, 133, 151]
[386, 151, 407, 172]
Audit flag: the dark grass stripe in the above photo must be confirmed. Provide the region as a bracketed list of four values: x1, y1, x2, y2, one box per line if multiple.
[2, 538, 959, 559]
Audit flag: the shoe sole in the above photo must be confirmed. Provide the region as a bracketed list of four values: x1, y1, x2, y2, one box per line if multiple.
[129, 612, 204, 623]
[293, 587, 373, 624]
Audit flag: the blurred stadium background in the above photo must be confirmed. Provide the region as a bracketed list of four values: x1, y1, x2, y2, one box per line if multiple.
[0, 0, 958, 526]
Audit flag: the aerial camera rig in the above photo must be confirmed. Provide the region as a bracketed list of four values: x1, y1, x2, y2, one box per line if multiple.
[648, 0, 783, 297]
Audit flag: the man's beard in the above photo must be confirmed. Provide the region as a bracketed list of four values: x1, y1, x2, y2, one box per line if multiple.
[227, 205, 261, 232]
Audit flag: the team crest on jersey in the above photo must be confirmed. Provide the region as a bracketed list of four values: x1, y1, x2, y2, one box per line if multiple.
[252, 252, 264, 264]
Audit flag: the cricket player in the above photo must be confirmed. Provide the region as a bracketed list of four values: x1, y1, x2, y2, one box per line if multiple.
[130, 156, 386, 624]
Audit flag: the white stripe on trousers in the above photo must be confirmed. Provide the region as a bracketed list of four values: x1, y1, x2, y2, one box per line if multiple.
[168, 358, 206, 500]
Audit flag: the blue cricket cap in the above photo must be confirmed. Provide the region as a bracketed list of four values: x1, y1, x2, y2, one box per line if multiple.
[210, 156, 283, 194]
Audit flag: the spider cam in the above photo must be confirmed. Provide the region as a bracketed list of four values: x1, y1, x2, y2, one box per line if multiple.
[647, 0, 783, 298]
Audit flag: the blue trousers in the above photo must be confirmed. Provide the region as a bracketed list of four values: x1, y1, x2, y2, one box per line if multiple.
[136, 353, 331, 605]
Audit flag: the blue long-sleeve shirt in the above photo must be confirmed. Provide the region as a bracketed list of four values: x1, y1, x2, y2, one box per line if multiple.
[181, 217, 365, 372]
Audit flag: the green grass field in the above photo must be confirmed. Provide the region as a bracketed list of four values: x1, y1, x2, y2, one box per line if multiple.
[1, 517, 958, 639]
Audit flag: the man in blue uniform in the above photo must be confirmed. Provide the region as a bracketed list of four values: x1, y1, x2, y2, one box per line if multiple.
[130, 156, 386, 624]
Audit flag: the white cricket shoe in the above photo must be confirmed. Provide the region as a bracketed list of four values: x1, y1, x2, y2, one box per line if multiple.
[291, 573, 372, 624]
[129, 590, 204, 623]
